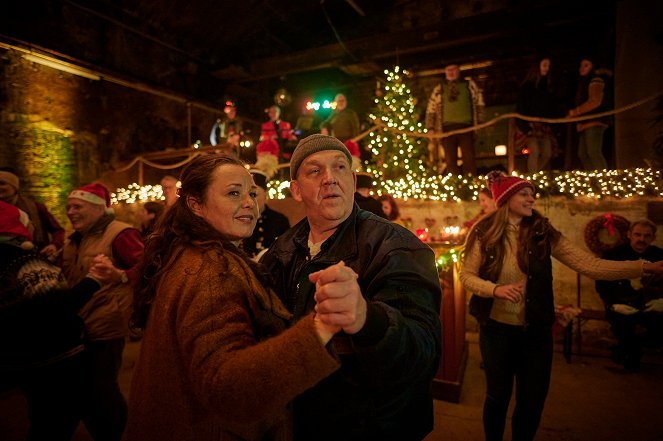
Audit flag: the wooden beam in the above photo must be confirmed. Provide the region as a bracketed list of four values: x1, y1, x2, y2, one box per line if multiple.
[214, 4, 608, 83]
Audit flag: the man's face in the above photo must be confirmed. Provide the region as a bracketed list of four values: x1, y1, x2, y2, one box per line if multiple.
[0, 179, 18, 203]
[445, 65, 460, 81]
[334, 94, 347, 111]
[66, 198, 105, 233]
[628, 224, 655, 254]
[290, 150, 355, 230]
[268, 106, 280, 121]
[161, 178, 178, 205]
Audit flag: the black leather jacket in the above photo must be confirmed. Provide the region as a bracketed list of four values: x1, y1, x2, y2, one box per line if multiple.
[261, 205, 442, 441]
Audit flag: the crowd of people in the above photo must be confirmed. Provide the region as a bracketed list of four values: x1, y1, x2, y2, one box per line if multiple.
[210, 56, 614, 178]
[424, 57, 613, 175]
[0, 57, 657, 441]
[0, 135, 441, 440]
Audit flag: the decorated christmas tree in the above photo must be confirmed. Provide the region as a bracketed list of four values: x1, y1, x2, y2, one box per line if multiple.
[366, 66, 428, 183]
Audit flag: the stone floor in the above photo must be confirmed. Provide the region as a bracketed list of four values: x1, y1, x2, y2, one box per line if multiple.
[425, 333, 663, 441]
[2, 333, 662, 441]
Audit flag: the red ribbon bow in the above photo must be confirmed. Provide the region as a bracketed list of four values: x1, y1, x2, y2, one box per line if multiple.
[602, 214, 616, 236]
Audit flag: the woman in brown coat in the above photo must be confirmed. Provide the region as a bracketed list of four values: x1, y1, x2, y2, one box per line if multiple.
[123, 155, 340, 441]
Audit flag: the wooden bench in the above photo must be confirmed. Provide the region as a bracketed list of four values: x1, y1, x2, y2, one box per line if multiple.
[562, 308, 607, 363]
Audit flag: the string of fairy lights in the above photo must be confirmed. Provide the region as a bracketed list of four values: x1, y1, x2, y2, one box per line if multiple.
[435, 247, 460, 272]
[110, 168, 663, 205]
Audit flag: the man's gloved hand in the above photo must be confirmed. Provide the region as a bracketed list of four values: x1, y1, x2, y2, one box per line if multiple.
[611, 304, 639, 315]
[644, 298, 663, 313]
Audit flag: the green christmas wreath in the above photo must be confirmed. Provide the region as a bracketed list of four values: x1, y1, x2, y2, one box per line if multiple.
[583, 214, 630, 255]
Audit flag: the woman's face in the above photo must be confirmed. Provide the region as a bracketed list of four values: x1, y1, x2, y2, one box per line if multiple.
[190, 164, 258, 241]
[579, 59, 593, 77]
[539, 58, 550, 76]
[381, 199, 392, 217]
[478, 192, 496, 214]
[507, 187, 535, 220]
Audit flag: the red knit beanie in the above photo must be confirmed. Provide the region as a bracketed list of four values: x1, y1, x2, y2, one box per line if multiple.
[487, 171, 534, 206]
[68, 182, 111, 207]
[0, 200, 32, 242]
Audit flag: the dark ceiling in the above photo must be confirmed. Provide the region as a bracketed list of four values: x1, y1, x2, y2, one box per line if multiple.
[1, 0, 616, 114]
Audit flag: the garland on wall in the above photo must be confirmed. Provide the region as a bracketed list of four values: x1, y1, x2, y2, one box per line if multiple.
[111, 168, 663, 204]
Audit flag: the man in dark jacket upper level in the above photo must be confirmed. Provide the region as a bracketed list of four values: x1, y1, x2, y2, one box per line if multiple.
[596, 219, 663, 371]
[261, 134, 442, 441]
[353, 171, 386, 219]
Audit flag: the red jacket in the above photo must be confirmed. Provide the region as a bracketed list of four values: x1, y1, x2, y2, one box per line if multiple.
[260, 120, 295, 141]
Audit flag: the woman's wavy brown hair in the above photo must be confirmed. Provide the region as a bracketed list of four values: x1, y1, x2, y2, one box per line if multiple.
[377, 194, 400, 221]
[463, 204, 561, 282]
[131, 154, 271, 328]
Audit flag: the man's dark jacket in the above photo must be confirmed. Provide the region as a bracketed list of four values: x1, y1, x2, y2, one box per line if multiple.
[596, 243, 663, 309]
[261, 205, 442, 441]
[242, 205, 290, 257]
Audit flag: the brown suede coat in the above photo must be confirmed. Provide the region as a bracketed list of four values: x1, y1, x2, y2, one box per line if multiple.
[123, 246, 340, 441]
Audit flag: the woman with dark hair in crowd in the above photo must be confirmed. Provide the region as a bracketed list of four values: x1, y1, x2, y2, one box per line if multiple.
[377, 194, 404, 226]
[568, 57, 612, 170]
[460, 171, 663, 441]
[463, 187, 496, 229]
[124, 154, 340, 441]
[515, 57, 560, 172]
[137, 201, 164, 238]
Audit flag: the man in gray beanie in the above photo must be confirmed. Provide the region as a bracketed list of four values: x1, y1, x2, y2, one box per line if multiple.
[289, 133, 353, 180]
[261, 134, 442, 441]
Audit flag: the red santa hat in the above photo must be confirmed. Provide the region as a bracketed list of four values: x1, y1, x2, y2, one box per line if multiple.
[487, 171, 534, 206]
[0, 200, 33, 246]
[343, 139, 361, 158]
[68, 183, 112, 211]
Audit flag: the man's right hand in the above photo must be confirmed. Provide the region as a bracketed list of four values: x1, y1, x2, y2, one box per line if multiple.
[310, 261, 367, 335]
[87, 254, 116, 285]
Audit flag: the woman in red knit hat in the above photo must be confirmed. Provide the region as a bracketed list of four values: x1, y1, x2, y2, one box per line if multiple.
[460, 171, 663, 441]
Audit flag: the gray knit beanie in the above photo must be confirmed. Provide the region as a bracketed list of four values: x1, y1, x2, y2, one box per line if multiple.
[289, 134, 352, 179]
